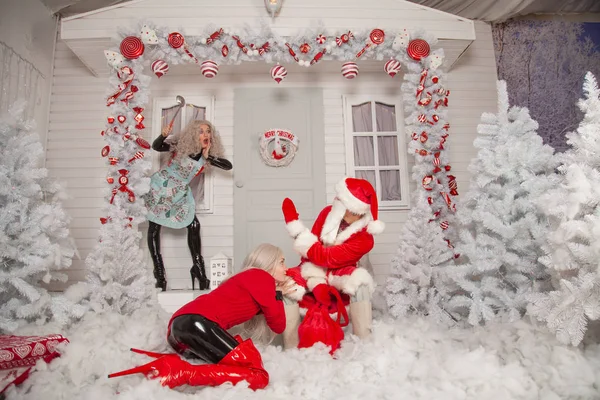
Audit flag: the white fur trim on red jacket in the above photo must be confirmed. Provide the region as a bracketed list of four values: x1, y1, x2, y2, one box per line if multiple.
[285, 219, 307, 239]
[283, 282, 306, 302]
[293, 229, 318, 257]
[301, 262, 327, 291]
[327, 268, 374, 296]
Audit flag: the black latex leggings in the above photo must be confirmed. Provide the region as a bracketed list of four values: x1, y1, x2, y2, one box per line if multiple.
[168, 314, 239, 364]
[147, 216, 202, 269]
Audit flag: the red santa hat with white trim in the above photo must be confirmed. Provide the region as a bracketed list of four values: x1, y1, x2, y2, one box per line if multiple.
[320, 177, 385, 244]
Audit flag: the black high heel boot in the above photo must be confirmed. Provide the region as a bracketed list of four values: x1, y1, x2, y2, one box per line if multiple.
[148, 222, 167, 291]
[187, 217, 210, 290]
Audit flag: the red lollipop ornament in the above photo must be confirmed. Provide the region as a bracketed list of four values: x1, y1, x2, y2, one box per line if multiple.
[407, 39, 430, 61]
[356, 28, 385, 59]
[120, 36, 144, 59]
[168, 32, 185, 49]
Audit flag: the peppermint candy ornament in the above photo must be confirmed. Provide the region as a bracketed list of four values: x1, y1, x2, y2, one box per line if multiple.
[384, 58, 401, 77]
[341, 62, 359, 79]
[316, 34, 326, 44]
[270, 64, 287, 84]
[151, 60, 169, 78]
[200, 60, 219, 78]
[407, 39, 430, 61]
[120, 36, 144, 59]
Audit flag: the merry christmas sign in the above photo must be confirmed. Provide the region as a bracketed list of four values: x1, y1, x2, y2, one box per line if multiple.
[259, 129, 299, 167]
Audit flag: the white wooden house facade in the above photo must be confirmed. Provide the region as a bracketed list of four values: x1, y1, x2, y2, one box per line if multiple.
[48, 0, 498, 291]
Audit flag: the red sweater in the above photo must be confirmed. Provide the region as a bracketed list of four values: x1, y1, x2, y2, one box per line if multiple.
[169, 268, 286, 334]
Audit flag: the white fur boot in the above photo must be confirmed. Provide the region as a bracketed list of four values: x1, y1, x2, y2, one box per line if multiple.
[349, 284, 372, 339]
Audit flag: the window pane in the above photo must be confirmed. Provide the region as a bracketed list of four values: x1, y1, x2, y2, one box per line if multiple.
[161, 105, 182, 134]
[184, 105, 206, 125]
[375, 102, 396, 132]
[352, 102, 373, 132]
[356, 170, 376, 189]
[378, 136, 399, 166]
[190, 173, 205, 205]
[380, 170, 401, 201]
[353, 136, 374, 166]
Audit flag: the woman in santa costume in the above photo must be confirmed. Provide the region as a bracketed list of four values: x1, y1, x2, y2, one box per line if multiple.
[108, 244, 296, 390]
[280, 177, 385, 348]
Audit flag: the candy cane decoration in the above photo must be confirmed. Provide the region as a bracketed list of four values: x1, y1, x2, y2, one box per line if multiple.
[415, 69, 428, 101]
[121, 85, 138, 105]
[107, 66, 134, 106]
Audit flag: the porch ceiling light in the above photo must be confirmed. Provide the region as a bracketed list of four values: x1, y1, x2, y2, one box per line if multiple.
[265, 0, 283, 19]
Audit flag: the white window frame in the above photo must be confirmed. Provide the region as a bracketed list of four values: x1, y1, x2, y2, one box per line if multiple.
[152, 95, 216, 214]
[342, 95, 410, 210]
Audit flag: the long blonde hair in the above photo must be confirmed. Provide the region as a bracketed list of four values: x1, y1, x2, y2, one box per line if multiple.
[170, 120, 225, 167]
[239, 244, 284, 345]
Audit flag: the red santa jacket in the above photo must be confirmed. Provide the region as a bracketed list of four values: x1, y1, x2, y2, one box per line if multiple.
[285, 205, 375, 300]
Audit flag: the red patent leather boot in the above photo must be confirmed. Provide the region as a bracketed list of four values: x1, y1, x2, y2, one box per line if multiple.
[108, 339, 269, 390]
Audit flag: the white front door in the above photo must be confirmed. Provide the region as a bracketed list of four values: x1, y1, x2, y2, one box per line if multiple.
[233, 87, 326, 270]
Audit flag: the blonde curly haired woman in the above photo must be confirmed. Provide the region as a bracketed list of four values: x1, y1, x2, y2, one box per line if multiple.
[109, 244, 296, 390]
[144, 120, 232, 291]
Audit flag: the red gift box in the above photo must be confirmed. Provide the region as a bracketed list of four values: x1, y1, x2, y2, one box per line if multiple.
[0, 334, 69, 370]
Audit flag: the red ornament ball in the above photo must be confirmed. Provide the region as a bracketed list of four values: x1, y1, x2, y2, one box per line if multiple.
[222, 45, 229, 57]
[151, 60, 169, 78]
[120, 36, 144, 59]
[407, 39, 430, 61]
[168, 32, 185, 49]
[270, 64, 287, 84]
[101, 145, 110, 157]
[341, 62, 359, 79]
[200, 60, 219, 78]
[384, 58, 401, 77]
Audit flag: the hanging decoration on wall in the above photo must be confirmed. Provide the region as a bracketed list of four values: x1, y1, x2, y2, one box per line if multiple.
[258, 129, 299, 167]
[96, 21, 459, 291]
[270, 64, 287, 83]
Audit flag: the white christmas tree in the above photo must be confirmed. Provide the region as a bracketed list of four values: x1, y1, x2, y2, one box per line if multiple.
[84, 63, 156, 314]
[446, 81, 558, 326]
[386, 40, 460, 322]
[386, 196, 457, 323]
[528, 72, 600, 346]
[0, 102, 87, 332]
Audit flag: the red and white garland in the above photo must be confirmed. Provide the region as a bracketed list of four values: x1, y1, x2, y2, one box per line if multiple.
[97, 22, 458, 280]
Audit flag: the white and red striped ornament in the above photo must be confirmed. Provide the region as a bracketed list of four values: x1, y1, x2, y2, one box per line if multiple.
[128, 151, 145, 163]
[341, 62, 359, 79]
[316, 34, 326, 44]
[384, 58, 401, 77]
[151, 60, 169, 78]
[270, 64, 287, 84]
[200, 60, 218, 78]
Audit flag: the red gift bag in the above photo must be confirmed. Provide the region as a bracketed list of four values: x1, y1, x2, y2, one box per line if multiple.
[297, 286, 349, 354]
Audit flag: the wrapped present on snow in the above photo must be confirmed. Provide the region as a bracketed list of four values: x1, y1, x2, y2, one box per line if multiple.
[0, 334, 69, 395]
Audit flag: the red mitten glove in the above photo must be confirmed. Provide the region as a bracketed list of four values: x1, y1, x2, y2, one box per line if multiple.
[282, 198, 300, 224]
[312, 284, 332, 307]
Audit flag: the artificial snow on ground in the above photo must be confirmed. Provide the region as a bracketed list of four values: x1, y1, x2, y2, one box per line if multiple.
[5, 302, 600, 400]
